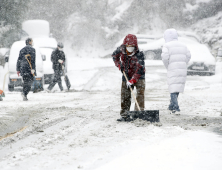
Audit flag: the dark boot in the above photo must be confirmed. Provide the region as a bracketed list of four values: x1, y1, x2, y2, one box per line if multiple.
[21, 93, 28, 101]
[58, 82, 63, 91]
[117, 116, 133, 122]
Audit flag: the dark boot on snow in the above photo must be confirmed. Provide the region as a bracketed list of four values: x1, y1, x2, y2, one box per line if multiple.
[21, 93, 28, 101]
[170, 110, 180, 115]
[117, 116, 133, 122]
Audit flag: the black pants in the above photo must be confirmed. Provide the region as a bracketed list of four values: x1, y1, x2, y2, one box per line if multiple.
[48, 70, 63, 91]
[22, 74, 34, 96]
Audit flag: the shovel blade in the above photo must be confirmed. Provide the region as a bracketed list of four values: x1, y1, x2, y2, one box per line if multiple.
[127, 110, 159, 122]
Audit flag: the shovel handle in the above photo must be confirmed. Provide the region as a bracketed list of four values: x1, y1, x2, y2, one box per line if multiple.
[123, 71, 141, 111]
[25, 54, 35, 76]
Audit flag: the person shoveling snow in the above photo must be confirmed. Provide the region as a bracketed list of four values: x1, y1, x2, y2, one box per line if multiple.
[112, 34, 146, 122]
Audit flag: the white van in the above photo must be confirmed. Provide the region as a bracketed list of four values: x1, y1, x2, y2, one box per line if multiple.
[7, 41, 44, 91]
[20, 20, 68, 84]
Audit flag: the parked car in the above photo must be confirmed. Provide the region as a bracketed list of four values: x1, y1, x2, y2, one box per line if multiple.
[6, 41, 44, 91]
[177, 31, 201, 43]
[20, 20, 67, 84]
[187, 44, 216, 76]
[142, 36, 216, 76]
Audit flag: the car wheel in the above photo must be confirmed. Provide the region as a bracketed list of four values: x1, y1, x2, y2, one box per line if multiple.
[8, 85, 14, 92]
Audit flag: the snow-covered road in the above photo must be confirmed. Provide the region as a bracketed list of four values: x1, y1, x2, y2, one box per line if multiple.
[0, 58, 222, 170]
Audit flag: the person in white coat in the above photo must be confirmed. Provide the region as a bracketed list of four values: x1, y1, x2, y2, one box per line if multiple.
[161, 28, 191, 114]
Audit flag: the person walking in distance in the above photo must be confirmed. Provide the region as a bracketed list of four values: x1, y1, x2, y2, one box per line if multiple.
[161, 28, 191, 114]
[16, 38, 36, 101]
[47, 42, 66, 92]
[112, 34, 145, 122]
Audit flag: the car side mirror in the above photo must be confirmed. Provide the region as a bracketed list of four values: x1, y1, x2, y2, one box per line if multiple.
[5, 57, 9, 62]
[42, 55, 46, 61]
[217, 48, 222, 57]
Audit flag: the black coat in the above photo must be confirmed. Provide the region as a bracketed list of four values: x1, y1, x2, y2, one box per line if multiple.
[135, 51, 145, 80]
[51, 49, 65, 71]
[16, 45, 36, 76]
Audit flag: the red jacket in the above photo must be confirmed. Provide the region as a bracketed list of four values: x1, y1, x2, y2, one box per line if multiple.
[112, 34, 145, 84]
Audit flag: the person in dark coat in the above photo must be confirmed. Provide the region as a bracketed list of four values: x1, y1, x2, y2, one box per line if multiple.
[17, 38, 36, 101]
[112, 34, 146, 122]
[47, 42, 66, 92]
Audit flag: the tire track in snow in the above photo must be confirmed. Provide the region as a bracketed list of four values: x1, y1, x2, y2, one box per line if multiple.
[83, 68, 106, 91]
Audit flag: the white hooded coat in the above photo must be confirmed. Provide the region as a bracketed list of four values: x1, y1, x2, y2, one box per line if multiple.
[161, 29, 191, 93]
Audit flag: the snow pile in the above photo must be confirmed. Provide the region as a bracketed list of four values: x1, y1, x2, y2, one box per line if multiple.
[96, 131, 222, 170]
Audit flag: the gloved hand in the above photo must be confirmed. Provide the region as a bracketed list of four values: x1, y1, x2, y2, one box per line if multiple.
[17, 71, 20, 77]
[126, 81, 133, 89]
[62, 65, 64, 70]
[58, 59, 63, 64]
[31, 69, 35, 74]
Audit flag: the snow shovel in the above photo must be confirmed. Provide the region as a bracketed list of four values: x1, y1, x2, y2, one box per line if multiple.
[61, 64, 71, 91]
[123, 71, 160, 122]
[25, 54, 42, 93]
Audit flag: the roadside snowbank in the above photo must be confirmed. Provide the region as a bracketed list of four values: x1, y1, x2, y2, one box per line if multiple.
[96, 131, 222, 170]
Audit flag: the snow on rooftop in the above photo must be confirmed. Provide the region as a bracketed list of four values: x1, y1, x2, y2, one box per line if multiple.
[22, 20, 50, 39]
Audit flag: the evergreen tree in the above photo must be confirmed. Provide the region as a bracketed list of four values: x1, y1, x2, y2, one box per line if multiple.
[0, 0, 29, 47]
